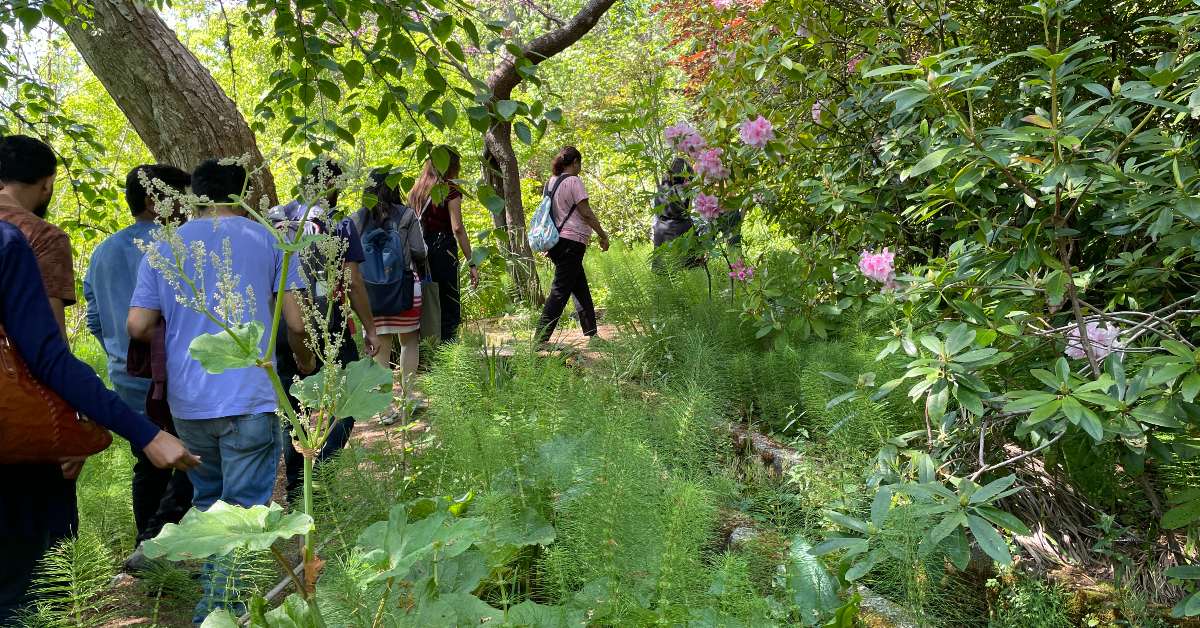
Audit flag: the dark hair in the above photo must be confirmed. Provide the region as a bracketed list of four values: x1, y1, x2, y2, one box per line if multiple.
[125, 165, 191, 217]
[365, 168, 405, 223]
[665, 157, 693, 186]
[0, 135, 57, 184]
[302, 158, 343, 187]
[191, 159, 247, 204]
[551, 146, 582, 176]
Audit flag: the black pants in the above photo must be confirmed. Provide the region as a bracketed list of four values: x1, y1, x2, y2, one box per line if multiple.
[276, 320, 359, 498]
[537, 239, 597, 342]
[0, 464, 76, 624]
[130, 441, 193, 545]
[426, 232, 461, 342]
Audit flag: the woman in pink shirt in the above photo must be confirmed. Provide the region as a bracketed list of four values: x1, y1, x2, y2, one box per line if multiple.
[536, 146, 611, 344]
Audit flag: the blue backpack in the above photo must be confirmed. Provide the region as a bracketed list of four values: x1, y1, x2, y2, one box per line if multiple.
[356, 204, 415, 315]
[527, 175, 578, 253]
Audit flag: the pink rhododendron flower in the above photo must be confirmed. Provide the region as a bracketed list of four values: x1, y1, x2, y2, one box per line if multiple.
[1064, 322, 1123, 361]
[712, 0, 734, 8]
[739, 115, 774, 148]
[858, 248, 895, 284]
[729, 259, 755, 282]
[811, 100, 825, 124]
[847, 54, 864, 73]
[665, 122, 707, 157]
[696, 192, 722, 220]
[695, 148, 730, 181]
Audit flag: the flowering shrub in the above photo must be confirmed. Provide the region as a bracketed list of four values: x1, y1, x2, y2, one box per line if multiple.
[738, 115, 774, 148]
[728, 258, 754, 281]
[856, 248, 894, 284]
[695, 192, 721, 220]
[673, 0, 1200, 608]
[1064, 323, 1122, 361]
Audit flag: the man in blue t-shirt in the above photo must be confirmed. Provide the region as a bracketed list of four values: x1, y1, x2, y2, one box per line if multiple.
[84, 164, 194, 568]
[127, 159, 313, 624]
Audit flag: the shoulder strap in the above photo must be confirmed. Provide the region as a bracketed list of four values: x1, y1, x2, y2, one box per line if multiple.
[549, 175, 579, 232]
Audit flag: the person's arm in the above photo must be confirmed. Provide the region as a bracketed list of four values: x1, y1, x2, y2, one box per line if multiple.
[0, 228, 198, 470]
[575, 199, 610, 251]
[345, 261, 379, 356]
[447, 196, 479, 289]
[127, 307, 160, 342]
[282, 290, 316, 374]
[83, 266, 103, 345]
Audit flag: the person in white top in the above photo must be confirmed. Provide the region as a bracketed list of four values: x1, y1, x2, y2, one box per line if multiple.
[535, 146, 610, 344]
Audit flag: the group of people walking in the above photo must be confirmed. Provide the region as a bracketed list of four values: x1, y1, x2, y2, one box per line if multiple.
[0, 133, 619, 624]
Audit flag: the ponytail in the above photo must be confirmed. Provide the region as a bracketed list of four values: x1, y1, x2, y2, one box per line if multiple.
[551, 146, 582, 176]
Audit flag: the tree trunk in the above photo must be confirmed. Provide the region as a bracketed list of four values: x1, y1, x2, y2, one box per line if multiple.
[483, 0, 618, 303]
[59, 0, 277, 206]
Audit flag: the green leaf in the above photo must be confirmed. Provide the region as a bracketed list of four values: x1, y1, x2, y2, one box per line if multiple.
[357, 505, 488, 582]
[317, 79, 341, 102]
[16, 7, 41, 33]
[945, 528, 971, 570]
[1003, 392, 1058, 413]
[261, 594, 321, 627]
[1162, 498, 1200, 529]
[967, 514, 1012, 565]
[824, 510, 868, 534]
[845, 549, 884, 581]
[188, 322, 264, 374]
[496, 100, 520, 120]
[515, 121, 533, 145]
[432, 146, 451, 175]
[926, 511, 966, 550]
[969, 475, 1017, 504]
[1165, 566, 1200, 580]
[974, 506, 1031, 535]
[811, 537, 869, 557]
[143, 502, 313, 560]
[904, 147, 957, 181]
[1183, 373, 1200, 403]
[342, 60, 365, 88]
[870, 487, 892, 529]
[1172, 591, 1200, 618]
[784, 536, 841, 625]
[291, 358, 392, 420]
[199, 609, 239, 628]
[944, 323, 976, 355]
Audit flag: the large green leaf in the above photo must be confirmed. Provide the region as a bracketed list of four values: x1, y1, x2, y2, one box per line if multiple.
[199, 609, 239, 628]
[967, 514, 1013, 565]
[784, 535, 841, 625]
[1163, 497, 1200, 529]
[188, 322, 265, 374]
[291, 357, 392, 420]
[143, 502, 313, 560]
[356, 505, 489, 582]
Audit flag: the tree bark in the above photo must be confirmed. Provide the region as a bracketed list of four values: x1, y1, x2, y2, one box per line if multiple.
[483, 0, 618, 302]
[59, 0, 277, 205]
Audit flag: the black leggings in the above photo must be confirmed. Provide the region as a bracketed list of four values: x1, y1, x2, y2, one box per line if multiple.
[425, 233, 462, 342]
[537, 238, 597, 342]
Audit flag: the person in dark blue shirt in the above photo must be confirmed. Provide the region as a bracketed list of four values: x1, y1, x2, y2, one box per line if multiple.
[84, 164, 195, 569]
[0, 220, 200, 623]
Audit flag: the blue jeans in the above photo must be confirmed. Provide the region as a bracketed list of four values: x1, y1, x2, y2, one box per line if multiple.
[172, 412, 282, 624]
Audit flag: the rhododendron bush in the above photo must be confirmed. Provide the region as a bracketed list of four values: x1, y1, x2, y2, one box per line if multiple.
[660, 0, 1200, 613]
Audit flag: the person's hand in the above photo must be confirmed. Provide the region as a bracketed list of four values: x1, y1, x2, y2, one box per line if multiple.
[296, 351, 318, 375]
[364, 329, 382, 357]
[468, 265, 480, 289]
[142, 431, 201, 471]
[597, 233, 611, 252]
[60, 456, 87, 480]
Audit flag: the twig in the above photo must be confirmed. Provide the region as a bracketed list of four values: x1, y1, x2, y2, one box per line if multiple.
[970, 430, 1065, 481]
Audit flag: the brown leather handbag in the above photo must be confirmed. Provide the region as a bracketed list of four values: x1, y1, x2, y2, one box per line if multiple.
[0, 324, 112, 463]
